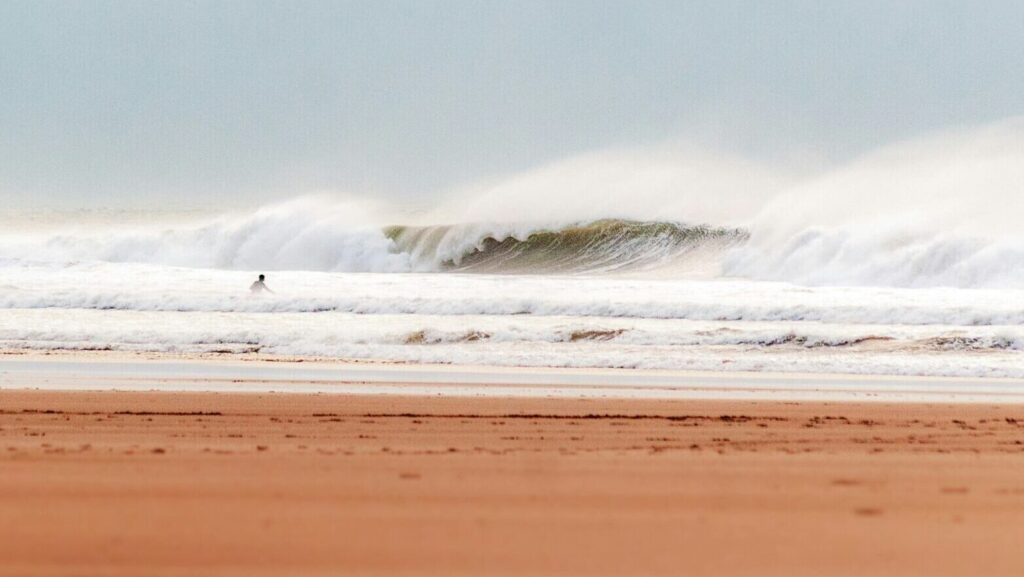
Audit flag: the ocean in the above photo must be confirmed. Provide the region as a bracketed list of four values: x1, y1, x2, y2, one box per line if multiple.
[2, 198, 1022, 379]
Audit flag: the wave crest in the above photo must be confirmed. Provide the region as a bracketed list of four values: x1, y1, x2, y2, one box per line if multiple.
[388, 219, 745, 274]
[0, 206, 744, 276]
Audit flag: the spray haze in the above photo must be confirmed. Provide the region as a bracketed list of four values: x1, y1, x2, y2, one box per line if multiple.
[2, 117, 1024, 287]
[727, 116, 1024, 286]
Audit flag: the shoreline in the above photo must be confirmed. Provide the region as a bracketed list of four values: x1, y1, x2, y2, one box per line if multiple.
[3, 388, 1024, 576]
[5, 350, 1024, 403]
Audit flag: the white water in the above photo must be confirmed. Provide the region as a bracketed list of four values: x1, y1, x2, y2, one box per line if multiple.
[1, 262, 1022, 378]
[2, 117, 1023, 379]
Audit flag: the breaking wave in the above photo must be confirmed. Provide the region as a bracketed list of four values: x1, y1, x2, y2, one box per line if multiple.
[4, 116, 1024, 287]
[0, 200, 744, 276]
[3, 204, 1024, 287]
[387, 219, 744, 274]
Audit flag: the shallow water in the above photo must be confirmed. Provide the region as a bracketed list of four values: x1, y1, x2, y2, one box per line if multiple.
[2, 260, 1022, 378]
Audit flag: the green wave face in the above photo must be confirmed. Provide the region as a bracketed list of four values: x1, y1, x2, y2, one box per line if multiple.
[385, 219, 748, 274]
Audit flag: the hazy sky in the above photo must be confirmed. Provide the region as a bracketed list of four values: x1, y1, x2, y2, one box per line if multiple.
[2, 0, 1023, 209]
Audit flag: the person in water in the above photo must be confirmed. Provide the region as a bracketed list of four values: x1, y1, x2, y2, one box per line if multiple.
[250, 274, 274, 294]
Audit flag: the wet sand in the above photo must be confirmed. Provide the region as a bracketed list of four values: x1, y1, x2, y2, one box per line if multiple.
[3, 389, 1024, 576]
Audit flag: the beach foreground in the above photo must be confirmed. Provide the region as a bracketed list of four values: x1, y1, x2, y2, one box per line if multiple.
[3, 389, 1024, 576]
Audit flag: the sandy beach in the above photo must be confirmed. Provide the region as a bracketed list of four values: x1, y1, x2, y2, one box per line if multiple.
[3, 385, 1024, 576]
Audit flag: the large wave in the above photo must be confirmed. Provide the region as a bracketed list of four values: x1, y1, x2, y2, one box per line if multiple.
[2, 198, 1023, 287]
[0, 207, 741, 276]
[4, 116, 1024, 287]
[387, 219, 744, 274]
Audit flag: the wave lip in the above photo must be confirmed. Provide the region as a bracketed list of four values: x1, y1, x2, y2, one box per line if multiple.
[387, 219, 746, 274]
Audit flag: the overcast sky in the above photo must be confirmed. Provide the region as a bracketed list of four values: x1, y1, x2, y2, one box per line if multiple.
[2, 0, 1023, 209]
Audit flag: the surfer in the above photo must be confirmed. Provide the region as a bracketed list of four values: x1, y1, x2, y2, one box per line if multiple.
[250, 274, 274, 294]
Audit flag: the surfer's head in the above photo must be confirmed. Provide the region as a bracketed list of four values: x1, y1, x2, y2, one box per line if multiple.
[258, 274, 265, 281]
